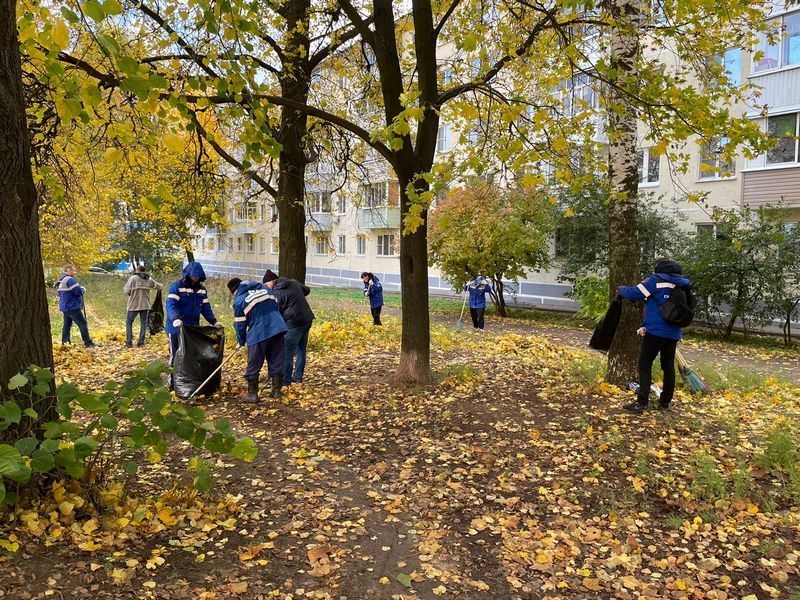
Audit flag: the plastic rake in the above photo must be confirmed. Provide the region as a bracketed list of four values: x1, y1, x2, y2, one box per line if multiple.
[455, 291, 468, 331]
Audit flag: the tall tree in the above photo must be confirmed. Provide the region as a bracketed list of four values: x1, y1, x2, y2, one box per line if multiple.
[604, 0, 643, 384]
[0, 0, 55, 428]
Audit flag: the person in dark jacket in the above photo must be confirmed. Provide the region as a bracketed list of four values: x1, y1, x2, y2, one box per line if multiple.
[228, 278, 288, 402]
[617, 258, 693, 413]
[464, 275, 492, 330]
[123, 265, 163, 348]
[57, 264, 96, 347]
[361, 272, 384, 326]
[166, 262, 222, 385]
[263, 269, 315, 386]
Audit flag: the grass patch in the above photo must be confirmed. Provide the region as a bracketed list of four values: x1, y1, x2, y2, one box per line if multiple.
[690, 451, 727, 502]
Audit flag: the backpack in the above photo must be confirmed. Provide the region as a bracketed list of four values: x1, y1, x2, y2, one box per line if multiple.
[659, 284, 696, 327]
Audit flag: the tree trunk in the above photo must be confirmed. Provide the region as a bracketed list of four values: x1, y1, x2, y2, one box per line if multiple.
[185, 249, 195, 263]
[490, 277, 507, 317]
[0, 0, 57, 439]
[605, 0, 643, 385]
[276, 0, 311, 285]
[391, 177, 432, 385]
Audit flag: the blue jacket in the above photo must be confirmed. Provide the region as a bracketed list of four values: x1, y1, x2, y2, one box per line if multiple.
[165, 262, 217, 335]
[364, 276, 384, 309]
[233, 281, 288, 346]
[618, 272, 693, 340]
[57, 274, 85, 313]
[464, 278, 492, 309]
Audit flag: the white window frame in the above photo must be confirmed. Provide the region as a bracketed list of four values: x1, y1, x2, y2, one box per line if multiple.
[307, 191, 332, 214]
[337, 235, 346, 255]
[377, 234, 396, 257]
[699, 136, 736, 180]
[270, 204, 279, 220]
[437, 123, 450, 152]
[752, 12, 800, 74]
[314, 235, 328, 256]
[356, 235, 366, 256]
[337, 195, 347, 215]
[271, 237, 279, 254]
[766, 112, 799, 165]
[259, 236, 265, 254]
[637, 148, 660, 187]
[235, 201, 258, 221]
[245, 234, 255, 253]
[716, 48, 742, 86]
[362, 183, 387, 208]
[236, 237, 242, 252]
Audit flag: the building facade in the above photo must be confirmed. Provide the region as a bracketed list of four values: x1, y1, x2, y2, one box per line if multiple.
[193, 6, 800, 311]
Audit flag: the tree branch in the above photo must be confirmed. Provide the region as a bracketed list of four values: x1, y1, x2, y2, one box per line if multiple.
[189, 110, 278, 198]
[336, 0, 377, 47]
[433, 0, 462, 39]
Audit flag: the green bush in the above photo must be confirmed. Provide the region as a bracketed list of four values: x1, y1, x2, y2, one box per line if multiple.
[0, 363, 257, 505]
[572, 275, 610, 323]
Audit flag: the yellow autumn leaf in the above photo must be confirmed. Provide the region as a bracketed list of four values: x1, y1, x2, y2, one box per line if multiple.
[51, 20, 70, 50]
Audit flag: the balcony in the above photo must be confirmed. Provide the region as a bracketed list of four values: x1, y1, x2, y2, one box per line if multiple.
[357, 206, 401, 229]
[306, 212, 333, 231]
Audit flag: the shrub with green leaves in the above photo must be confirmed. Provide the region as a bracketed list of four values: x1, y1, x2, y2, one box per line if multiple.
[0, 362, 257, 505]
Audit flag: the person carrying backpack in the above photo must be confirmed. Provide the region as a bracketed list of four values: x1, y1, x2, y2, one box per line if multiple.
[56, 264, 97, 347]
[616, 258, 693, 413]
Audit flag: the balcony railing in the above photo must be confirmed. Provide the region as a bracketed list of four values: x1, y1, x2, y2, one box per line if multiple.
[306, 212, 333, 231]
[357, 206, 401, 229]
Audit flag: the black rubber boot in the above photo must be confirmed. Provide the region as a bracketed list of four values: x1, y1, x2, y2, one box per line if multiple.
[242, 378, 260, 403]
[270, 374, 282, 399]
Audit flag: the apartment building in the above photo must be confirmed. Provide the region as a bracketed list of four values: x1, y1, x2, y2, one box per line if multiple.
[193, 5, 800, 311]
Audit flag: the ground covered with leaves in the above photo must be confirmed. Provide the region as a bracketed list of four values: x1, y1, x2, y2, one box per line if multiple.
[2, 281, 800, 599]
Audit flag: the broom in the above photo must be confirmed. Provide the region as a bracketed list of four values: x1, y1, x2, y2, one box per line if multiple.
[675, 348, 710, 394]
[455, 290, 468, 331]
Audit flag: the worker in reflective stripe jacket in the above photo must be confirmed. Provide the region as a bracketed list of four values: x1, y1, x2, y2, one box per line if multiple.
[56, 264, 96, 347]
[616, 258, 692, 414]
[228, 278, 288, 403]
[165, 262, 222, 386]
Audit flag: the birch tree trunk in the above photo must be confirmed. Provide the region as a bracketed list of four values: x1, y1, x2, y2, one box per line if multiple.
[605, 0, 643, 384]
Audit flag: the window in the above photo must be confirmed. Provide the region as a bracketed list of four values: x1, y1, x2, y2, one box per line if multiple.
[271, 237, 279, 254]
[259, 236, 265, 254]
[207, 237, 215, 250]
[716, 48, 741, 86]
[245, 234, 255, 253]
[637, 149, 660, 185]
[437, 123, 450, 152]
[235, 201, 257, 221]
[227, 236, 233, 251]
[785, 12, 800, 66]
[564, 73, 599, 112]
[699, 137, 735, 179]
[767, 113, 799, 164]
[377, 234, 396, 256]
[696, 223, 716, 238]
[200, 238, 206, 250]
[356, 236, 366, 256]
[362, 183, 387, 208]
[315, 235, 329, 255]
[307, 191, 332, 213]
[337, 235, 346, 255]
[260, 203, 266, 221]
[753, 13, 800, 72]
[753, 28, 780, 72]
[270, 204, 279, 220]
[467, 121, 482, 146]
[337, 195, 347, 214]
[217, 235, 223, 251]
[443, 69, 452, 85]
[236, 237, 242, 252]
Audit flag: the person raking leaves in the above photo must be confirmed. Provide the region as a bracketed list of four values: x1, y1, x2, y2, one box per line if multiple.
[616, 258, 694, 413]
[361, 272, 384, 326]
[463, 275, 493, 330]
[227, 277, 288, 403]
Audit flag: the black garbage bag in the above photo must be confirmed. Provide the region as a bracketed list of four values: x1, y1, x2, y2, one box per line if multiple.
[589, 298, 622, 354]
[148, 290, 165, 336]
[172, 325, 226, 399]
